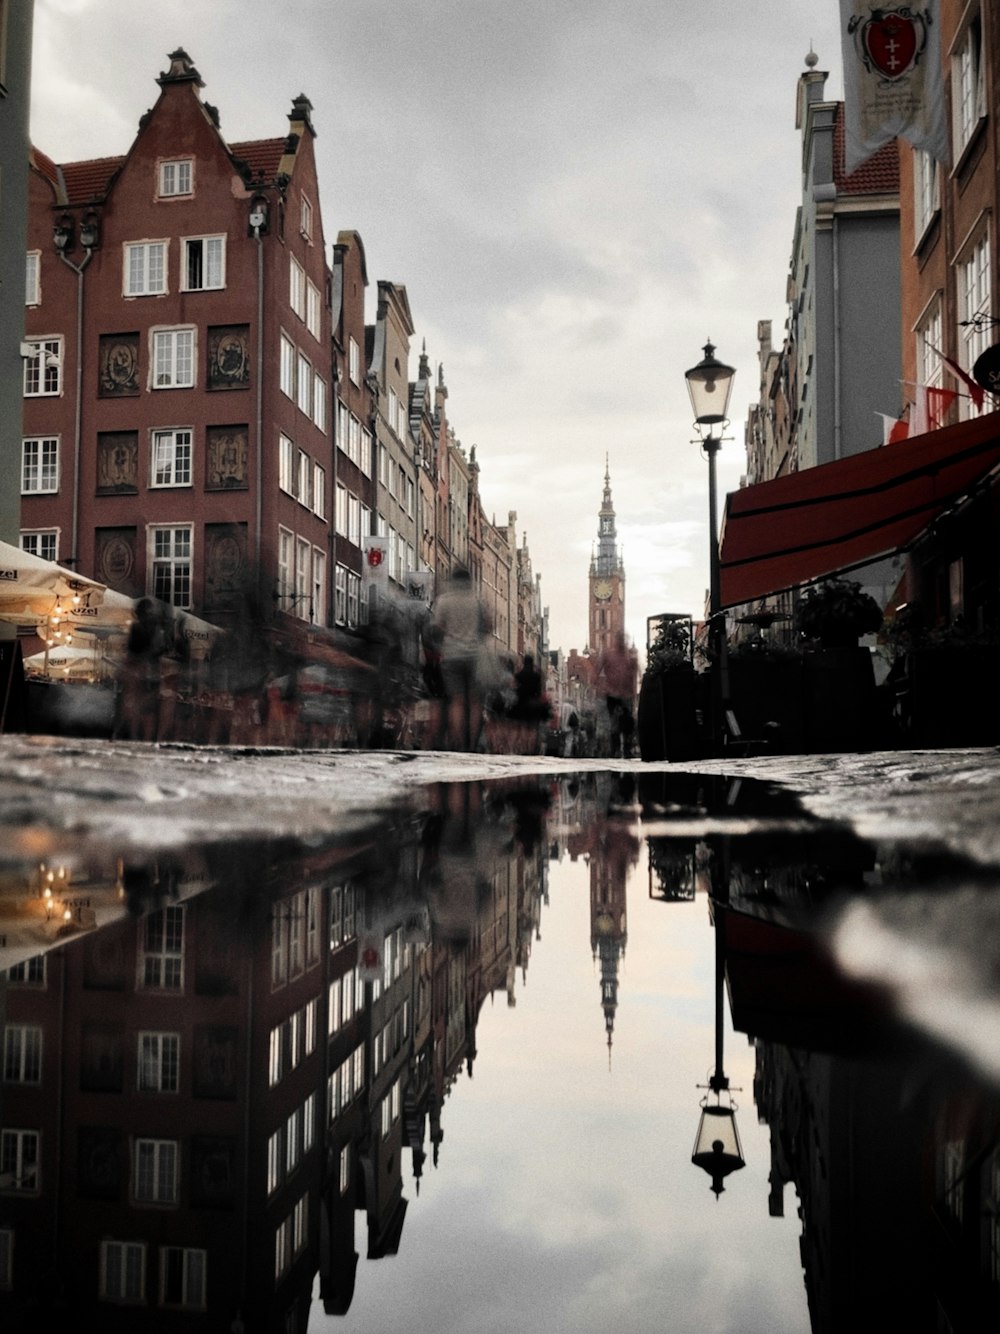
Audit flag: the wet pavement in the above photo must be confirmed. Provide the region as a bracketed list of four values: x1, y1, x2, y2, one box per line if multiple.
[2, 738, 1000, 1331]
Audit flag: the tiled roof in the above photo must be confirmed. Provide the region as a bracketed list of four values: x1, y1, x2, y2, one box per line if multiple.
[29, 147, 60, 188]
[833, 103, 900, 194]
[61, 156, 125, 204]
[227, 137, 286, 183]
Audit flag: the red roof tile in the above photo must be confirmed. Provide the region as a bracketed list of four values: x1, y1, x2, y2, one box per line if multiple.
[60, 156, 125, 205]
[834, 103, 900, 194]
[227, 137, 286, 183]
[29, 147, 60, 188]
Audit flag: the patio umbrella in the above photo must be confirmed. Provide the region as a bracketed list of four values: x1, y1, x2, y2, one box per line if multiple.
[0, 539, 106, 624]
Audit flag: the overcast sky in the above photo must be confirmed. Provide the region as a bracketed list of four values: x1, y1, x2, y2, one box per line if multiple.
[29, 0, 846, 658]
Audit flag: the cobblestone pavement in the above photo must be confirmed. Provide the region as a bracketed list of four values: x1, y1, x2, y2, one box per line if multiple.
[3, 734, 1000, 863]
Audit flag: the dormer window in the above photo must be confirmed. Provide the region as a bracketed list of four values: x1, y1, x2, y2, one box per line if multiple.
[159, 159, 193, 198]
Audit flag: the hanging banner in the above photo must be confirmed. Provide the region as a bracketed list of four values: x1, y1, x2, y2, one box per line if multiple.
[403, 570, 433, 606]
[361, 535, 390, 589]
[839, 2, 949, 173]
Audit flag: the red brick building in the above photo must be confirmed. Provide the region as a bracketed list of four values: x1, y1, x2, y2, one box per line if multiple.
[22, 49, 333, 633]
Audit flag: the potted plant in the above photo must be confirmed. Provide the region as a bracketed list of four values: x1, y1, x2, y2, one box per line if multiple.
[794, 578, 883, 649]
[794, 579, 886, 752]
[638, 617, 704, 761]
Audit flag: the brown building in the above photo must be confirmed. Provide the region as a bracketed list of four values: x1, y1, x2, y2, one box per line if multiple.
[22, 50, 333, 633]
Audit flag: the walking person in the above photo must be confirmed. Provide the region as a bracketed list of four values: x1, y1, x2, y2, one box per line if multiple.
[431, 567, 490, 751]
[598, 631, 639, 757]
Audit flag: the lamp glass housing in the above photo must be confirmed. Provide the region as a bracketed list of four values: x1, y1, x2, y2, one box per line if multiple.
[685, 342, 736, 427]
[691, 1099, 745, 1194]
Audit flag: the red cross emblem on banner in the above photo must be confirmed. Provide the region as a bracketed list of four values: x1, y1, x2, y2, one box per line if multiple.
[860, 10, 923, 81]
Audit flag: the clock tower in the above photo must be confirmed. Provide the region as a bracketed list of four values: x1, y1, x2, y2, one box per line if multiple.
[589, 460, 625, 654]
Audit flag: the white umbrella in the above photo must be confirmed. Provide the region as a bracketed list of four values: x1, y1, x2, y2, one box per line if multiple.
[0, 539, 106, 623]
[24, 643, 123, 682]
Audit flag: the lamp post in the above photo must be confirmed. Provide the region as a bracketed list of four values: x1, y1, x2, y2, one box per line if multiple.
[685, 341, 736, 750]
[691, 848, 745, 1198]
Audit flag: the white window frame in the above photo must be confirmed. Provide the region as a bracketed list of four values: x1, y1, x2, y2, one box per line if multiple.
[160, 1246, 206, 1310]
[957, 222, 991, 416]
[347, 571, 360, 626]
[21, 436, 59, 494]
[125, 240, 167, 296]
[137, 1032, 180, 1093]
[134, 1138, 178, 1205]
[335, 564, 348, 623]
[335, 484, 348, 537]
[913, 150, 940, 244]
[313, 463, 326, 519]
[279, 434, 294, 495]
[181, 235, 225, 291]
[0, 1129, 39, 1193]
[25, 251, 40, 306]
[349, 336, 360, 386]
[151, 326, 195, 389]
[306, 279, 321, 338]
[312, 373, 327, 432]
[22, 337, 62, 397]
[952, 10, 985, 158]
[3, 1025, 41, 1083]
[348, 414, 361, 465]
[100, 1240, 146, 1304]
[295, 538, 311, 620]
[297, 352, 312, 416]
[19, 530, 59, 562]
[360, 428, 373, 477]
[312, 548, 327, 625]
[348, 494, 361, 547]
[915, 296, 944, 390]
[159, 159, 193, 198]
[290, 256, 305, 319]
[149, 525, 193, 609]
[280, 333, 296, 400]
[297, 450, 311, 509]
[139, 906, 184, 989]
[151, 428, 193, 489]
[277, 527, 293, 608]
[300, 195, 313, 241]
[293, 1193, 308, 1254]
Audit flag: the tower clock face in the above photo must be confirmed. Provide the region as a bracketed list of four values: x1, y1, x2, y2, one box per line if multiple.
[594, 580, 613, 601]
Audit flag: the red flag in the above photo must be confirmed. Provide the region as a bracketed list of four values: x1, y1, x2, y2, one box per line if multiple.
[939, 351, 986, 409]
[925, 385, 958, 429]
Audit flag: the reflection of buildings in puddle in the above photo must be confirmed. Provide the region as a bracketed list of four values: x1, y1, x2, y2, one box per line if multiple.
[0, 781, 555, 1330]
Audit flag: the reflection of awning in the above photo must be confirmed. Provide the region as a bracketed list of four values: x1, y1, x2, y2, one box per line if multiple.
[719, 412, 1000, 608]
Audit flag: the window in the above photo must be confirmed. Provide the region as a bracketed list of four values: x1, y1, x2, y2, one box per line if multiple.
[312, 549, 326, 625]
[138, 1032, 180, 1092]
[304, 998, 318, 1055]
[916, 298, 943, 390]
[388, 388, 398, 434]
[337, 402, 349, 453]
[335, 485, 348, 536]
[289, 256, 305, 318]
[349, 336, 360, 386]
[303, 1093, 316, 1152]
[125, 241, 167, 296]
[306, 279, 321, 338]
[150, 526, 192, 608]
[152, 327, 194, 388]
[378, 444, 388, 486]
[293, 1194, 308, 1254]
[348, 494, 360, 546]
[300, 195, 313, 241]
[3, 1025, 41, 1083]
[313, 463, 326, 519]
[160, 1246, 206, 1310]
[913, 150, 939, 242]
[151, 429, 192, 488]
[295, 539, 310, 619]
[268, 1025, 282, 1087]
[297, 352, 312, 416]
[23, 338, 61, 396]
[0, 1130, 39, 1193]
[286, 1107, 300, 1172]
[275, 1218, 291, 1281]
[100, 1240, 145, 1303]
[360, 429, 373, 477]
[347, 571, 360, 626]
[348, 414, 361, 464]
[267, 1130, 282, 1194]
[312, 373, 327, 432]
[182, 236, 224, 291]
[19, 531, 58, 562]
[4, 954, 45, 985]
[953, 11, 985, 156]
[139, 906, 184, 988]
[277, 527, 293, 608]
[25, 251, 40, 306]
[21, 437, 59, 494]
[958, 225, 991, 415]
[134, 1138, 178, 1204]
[297, 450, 311, 509]
[339, 1144, 350, 1195]
[280, 333, 296, 399]
[335, 565, 347, 623]
[279, 434, 294, 495]
[159, 159, 192, 197]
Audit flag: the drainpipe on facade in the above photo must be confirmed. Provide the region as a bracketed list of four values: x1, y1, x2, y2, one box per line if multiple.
[255, 232, 264, 572]
[833, 212, 842, 460]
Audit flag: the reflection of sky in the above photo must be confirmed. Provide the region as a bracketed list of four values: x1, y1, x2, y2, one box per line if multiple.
[315, 842, 809, 1333]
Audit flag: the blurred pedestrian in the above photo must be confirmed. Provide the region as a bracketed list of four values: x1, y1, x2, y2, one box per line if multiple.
[598, 631, 638, 757]
[431, 567, 490, 750]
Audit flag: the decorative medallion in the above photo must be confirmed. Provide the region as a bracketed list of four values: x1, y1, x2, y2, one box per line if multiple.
[98, 333, 140, 396]
[206, 424, 249, 489]
[207, 324, 250, 390]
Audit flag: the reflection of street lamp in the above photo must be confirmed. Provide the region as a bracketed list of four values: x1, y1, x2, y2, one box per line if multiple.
[691, 875, 745, 1197]
[685, 342, 736, 751]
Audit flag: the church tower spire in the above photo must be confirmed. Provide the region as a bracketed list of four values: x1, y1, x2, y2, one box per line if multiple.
[588, 461, 626, 654]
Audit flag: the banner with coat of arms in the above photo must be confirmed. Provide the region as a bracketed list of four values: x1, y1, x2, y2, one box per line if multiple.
[839, 2, 949, 173]
[362, 535, 390, 588]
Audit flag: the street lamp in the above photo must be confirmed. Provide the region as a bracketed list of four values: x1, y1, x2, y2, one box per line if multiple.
[685, 341, 736, 749]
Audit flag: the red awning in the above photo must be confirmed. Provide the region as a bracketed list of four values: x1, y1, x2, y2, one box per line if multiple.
[719, 411, 1000, 608]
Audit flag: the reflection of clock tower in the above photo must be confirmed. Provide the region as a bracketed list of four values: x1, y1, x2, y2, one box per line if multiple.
[589, 460, 625, 655]
[590, 827, 629, 1062]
